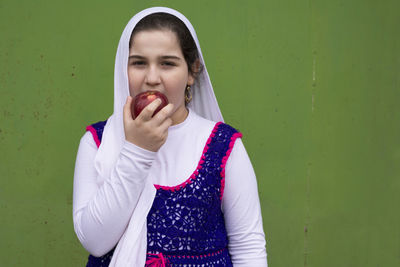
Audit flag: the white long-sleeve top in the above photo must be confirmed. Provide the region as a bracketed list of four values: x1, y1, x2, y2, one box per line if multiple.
[73, 109, 268, 266]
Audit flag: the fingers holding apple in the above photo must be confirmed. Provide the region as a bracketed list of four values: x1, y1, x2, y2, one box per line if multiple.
[134, 98, 162, 121]
[123, 91, 174, 152]
[131, 91, 169, 119]
[132, 91, 174, 124]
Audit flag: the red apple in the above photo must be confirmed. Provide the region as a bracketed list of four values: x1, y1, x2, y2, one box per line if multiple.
[131, 91, 169, 119]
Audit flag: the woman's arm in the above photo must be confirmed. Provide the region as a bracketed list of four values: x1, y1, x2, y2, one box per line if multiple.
[222, 138, 268, 267]
[73, 132, 156, 257]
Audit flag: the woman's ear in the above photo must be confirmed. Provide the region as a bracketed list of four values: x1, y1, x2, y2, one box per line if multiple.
[192, 59, 201, 75]
[188, 59, 201, 85]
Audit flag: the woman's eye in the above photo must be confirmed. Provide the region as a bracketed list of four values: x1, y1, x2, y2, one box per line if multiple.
[161, 61, 176, 67]
[132, 61, 145, 66]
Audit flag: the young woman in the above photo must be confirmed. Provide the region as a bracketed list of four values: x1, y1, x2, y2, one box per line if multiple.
[73, 7, 268, 267]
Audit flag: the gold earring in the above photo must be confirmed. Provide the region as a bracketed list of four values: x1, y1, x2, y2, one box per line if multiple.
[185, 85, 192, 104]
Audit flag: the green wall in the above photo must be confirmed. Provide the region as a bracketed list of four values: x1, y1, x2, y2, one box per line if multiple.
[1, 0, 399, 266]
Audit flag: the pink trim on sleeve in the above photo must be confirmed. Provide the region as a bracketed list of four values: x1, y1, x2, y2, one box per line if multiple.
[154, 121, 223, 191]
[219, 132, 243, 200]
[86, 125, 101, 148]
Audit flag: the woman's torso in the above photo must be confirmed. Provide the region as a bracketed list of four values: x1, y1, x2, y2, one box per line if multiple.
[86, 109, 238, 266]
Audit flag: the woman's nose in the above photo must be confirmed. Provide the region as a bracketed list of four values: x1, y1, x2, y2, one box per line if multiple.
[145, 66, 161, 86]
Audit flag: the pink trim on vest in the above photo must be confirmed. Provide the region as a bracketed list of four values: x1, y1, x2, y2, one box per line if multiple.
[220, 132, 243, 200]
[86, 125, 101, 148]
[147, 248, 227, 260]
[154, 122, 223, 191]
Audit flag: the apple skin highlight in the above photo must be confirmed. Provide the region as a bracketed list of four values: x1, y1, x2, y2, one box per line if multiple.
[131, 91, 169, 119]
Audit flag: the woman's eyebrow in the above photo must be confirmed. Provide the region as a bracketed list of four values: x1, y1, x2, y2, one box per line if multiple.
[128, 55, 182, 61]
[160, 55, 181, 61]
[128, 55, 145, 60]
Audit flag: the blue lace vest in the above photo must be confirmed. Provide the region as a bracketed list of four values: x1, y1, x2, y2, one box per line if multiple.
[85, 120, 241, 267]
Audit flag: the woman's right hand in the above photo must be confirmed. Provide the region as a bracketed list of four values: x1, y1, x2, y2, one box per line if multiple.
[123, 96, 174, 152]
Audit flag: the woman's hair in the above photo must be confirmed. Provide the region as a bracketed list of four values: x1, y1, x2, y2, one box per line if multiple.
[129, 12, 203, 77]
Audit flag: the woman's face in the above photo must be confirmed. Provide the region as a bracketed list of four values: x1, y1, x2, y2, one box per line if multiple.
[128, 29, 195, 119]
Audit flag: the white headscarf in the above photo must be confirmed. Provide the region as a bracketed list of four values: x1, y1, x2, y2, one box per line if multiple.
[95, 7, 224, 266]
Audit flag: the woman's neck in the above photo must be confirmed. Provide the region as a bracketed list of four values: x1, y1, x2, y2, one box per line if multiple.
[171, 104, 189, 125]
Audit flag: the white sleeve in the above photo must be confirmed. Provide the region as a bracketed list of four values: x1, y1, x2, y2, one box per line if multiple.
[72, 131, 156, 257]
[222, 138, 268, 267]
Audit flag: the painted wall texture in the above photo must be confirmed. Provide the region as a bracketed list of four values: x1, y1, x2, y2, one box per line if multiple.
[1, 0, 399, 266]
